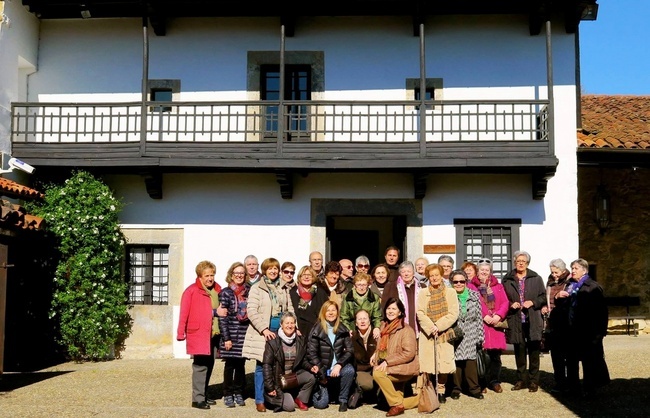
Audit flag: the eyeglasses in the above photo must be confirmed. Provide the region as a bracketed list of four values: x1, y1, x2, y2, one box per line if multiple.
[478, 259, 492, 264]
[355, 283, 369, 288]
[233, 272, 245, 276]
[452, 280, 466, 284]
[357, 264, 370, 269]
[515, 259, 528, 264]
[344, 265, 353, 269]
[282, 270, 295, 275]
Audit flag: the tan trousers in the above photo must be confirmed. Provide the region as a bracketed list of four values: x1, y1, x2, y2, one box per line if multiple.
[373, 370, 420, 409]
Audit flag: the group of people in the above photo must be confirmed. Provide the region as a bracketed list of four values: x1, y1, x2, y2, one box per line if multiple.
[176, 248, 610, 415]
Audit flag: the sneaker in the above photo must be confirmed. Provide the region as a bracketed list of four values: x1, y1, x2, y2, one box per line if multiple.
[234, 394, 246, 406]
[224, 395, 236, 408]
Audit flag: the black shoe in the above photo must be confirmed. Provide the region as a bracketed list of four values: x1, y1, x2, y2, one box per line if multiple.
[469, 393, 484, 400]
[339, 402, 348, 412]
[529, 382, 539, 393]
[192, 401, 210, 410]
[205, 398, 217, 406]
[450, 392, 460, 400]
[438, 394, 446, 404]
[511, 381, 526, 391]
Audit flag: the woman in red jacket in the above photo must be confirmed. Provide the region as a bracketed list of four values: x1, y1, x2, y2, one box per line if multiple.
[177, 260, 222, 410]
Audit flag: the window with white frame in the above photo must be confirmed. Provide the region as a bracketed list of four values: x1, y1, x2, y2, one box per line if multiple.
[454, 219, 521, 279]
[126, 245, 169, 305]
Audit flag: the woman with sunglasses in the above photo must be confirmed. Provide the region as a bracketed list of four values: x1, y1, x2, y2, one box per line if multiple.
[219, 262, 251, 408]
[280, 261, 297, 290]
[449, 270, 485, 400]
[470, 259, 509, 394]
[289, 265, 329, 335]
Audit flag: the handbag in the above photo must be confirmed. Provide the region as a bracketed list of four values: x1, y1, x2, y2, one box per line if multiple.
[476, 349, 490, 379]
[347, 384, 363, 409]
[447, 323, 464, 344]
[280, 373, 299, 390]
[417, 373, 440, 414]
[494, 319, 509, 330]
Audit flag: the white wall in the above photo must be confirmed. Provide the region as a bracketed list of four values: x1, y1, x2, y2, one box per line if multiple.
[0, 1, 39, 153]
[29, 16, 576, 101]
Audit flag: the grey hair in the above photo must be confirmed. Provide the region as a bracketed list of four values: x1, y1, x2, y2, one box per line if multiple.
[571, 258, 589, 271]
[513, 251, 531, 263]
[280, 311, 297, 324]
[438, 255, 455, 266]
[244, 254, 258, 263]
[476, 258, 493, 271]
[399, 260, 415, 272]
[549, 258, 567, 272]
[355, 255, 370, 265]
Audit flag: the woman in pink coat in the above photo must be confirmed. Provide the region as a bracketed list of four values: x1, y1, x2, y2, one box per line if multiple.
[177, 260, 222, 409]
[469, 259, 508, 394]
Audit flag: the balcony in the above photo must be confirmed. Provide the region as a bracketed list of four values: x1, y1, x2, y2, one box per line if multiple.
[11, 98, 557, 199]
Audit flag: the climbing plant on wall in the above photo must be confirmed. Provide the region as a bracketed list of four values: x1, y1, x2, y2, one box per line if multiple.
[29, 170, 131, 360]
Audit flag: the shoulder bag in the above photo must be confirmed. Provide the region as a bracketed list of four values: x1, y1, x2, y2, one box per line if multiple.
[417, 372, 440, 413]
[280, 372, 299, 390]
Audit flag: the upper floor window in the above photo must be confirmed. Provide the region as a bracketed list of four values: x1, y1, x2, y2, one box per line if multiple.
[148, 79, 180, 113]
[261, 64, 312, 139]
[151, 88, 173, 112]
[455, 219, 521, 279]
[126, 245, 169, 305]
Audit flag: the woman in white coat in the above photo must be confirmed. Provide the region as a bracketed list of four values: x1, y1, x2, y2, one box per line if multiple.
[416, 263, 460, 403]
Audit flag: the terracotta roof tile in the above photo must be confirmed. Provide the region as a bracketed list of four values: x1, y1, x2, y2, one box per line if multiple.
[0, 177, 44, 199]
[579, 95, 650, 149]
[0, 199, 44, 231]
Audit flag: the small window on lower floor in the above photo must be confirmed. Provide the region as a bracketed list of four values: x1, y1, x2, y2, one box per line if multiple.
[455, 219, 521, 279]
[126, 245, 169, 305]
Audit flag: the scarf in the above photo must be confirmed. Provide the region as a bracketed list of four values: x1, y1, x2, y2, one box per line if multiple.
[353, 289, 368, 306]
[396, 276, 420, 333]
[264, 276, 285, 317]
[230, 282, 249, 322]
[297, 284, 317, 310]
[377, 318, 402, 360]
[518, 275, 526, 322]
[199, 278, 220, 336]
[426, 284, 456, 344]
[278, 327, 296, 345]
[472, 275, 496, 310]
[457, 287, 469, 314]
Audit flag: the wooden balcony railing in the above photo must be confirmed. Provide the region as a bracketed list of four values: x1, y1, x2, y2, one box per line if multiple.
[11, 99, 549, 145]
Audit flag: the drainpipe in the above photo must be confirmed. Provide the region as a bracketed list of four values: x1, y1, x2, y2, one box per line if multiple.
[140, 12, 149, 156]
[545, 20, 555, 155]
[575, 27, 582, 130]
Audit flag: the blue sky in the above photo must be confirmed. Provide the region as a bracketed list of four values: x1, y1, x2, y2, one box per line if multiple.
[579, 0, 650, 95]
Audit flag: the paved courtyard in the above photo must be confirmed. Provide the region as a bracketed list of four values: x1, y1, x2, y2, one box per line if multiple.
[1, 335, 648, 417]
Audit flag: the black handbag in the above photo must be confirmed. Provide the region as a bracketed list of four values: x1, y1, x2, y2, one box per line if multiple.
[476, 349, 489, 379]
[280, 373, 299, 390]
[448, 323, 464, 344]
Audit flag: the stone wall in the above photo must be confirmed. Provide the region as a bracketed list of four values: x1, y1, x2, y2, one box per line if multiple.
[578, 166, 650, 334]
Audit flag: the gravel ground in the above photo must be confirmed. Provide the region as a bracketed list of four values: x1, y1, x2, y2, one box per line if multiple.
[1, 335, 648, 418]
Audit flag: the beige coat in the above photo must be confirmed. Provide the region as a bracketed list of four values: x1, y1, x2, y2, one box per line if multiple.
[382, 320, 420, 377]
[416, 286, 459, 374]
[241, 278, 294, 362]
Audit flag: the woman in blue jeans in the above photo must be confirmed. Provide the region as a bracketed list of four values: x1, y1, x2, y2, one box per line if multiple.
[242, 258, 295, 412]
[306, 300, 355, 412]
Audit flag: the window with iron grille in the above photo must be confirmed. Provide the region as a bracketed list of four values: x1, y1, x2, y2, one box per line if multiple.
[454, 219, 521, 280]
[126, 245, 169, 305]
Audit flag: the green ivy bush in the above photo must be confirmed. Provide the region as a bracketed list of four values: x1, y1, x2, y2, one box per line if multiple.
[30, 170, 131, 361]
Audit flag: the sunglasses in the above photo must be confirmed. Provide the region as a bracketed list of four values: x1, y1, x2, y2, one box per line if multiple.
[452, 280, 466, 284]
[357, 264, 370, 269]
[344, 266, 353, 269]
[478, 259, 492, 264]
[282, 270, 295, 275]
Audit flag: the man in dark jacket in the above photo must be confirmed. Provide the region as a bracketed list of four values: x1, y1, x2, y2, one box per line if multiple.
[502, 250, 547, 393]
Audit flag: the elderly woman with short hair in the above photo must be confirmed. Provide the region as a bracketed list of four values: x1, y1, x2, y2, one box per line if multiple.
[470, 259, 509, 393]
[355, 255, 371, 275]
[502, 251, 546, 393]
[545, 258, 572, 393]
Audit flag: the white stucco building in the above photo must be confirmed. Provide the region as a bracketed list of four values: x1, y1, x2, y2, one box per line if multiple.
[0, 0, 598, 358]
